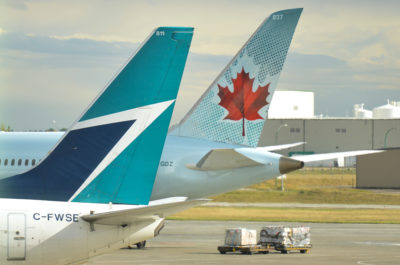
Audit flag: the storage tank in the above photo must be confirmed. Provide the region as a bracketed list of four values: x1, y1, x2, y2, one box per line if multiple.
[391, 101, 400, 107]
[354, 104, 372, 119]
[373, 100, 400, 119]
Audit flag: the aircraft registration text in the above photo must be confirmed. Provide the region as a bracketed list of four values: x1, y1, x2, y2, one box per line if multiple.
[33, 213, 79, 222]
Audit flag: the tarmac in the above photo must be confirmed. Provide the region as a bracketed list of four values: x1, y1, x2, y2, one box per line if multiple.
[90, 220, 400, 265]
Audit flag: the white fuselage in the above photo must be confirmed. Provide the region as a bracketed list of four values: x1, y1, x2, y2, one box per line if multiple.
[0, 132, 283, 265]
[0, 199, 163, 265]
[0, 133, 283, 200]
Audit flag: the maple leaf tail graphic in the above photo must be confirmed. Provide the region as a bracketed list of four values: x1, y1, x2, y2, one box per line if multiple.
[218, 68, 269, 138]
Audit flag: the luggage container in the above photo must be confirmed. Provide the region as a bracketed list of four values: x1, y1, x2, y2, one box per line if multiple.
[224, 228, 257, 247]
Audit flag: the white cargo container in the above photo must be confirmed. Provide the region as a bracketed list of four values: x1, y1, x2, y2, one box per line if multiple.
[224, 228, 257, 246]
[259, 226, 311, 248]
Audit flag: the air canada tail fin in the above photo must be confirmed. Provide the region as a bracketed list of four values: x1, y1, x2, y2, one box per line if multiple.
[0, 27, 194, 204]
[170, 9, 302, 147]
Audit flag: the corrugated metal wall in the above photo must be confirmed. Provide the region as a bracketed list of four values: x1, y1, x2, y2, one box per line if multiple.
[259, 119, 400, 155]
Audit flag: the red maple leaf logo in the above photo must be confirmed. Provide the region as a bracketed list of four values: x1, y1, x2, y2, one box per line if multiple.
[217, 67, 270, 136]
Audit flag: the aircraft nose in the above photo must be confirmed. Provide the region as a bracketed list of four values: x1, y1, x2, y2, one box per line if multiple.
[279, 156, 304, 174]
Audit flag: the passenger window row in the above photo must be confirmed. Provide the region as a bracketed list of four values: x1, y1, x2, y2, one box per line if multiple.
[0, 158, 39, 167]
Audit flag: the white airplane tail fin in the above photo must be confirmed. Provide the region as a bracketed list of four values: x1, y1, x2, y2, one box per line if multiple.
[170, 8, 302, 147]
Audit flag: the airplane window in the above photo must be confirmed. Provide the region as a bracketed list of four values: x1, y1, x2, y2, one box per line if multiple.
[11, 159, 15, 166]
[18, 159, 22, 166]
[32, 159, 36, 166]
[5, 159, 8, 166]
[25, 159, 29, 166]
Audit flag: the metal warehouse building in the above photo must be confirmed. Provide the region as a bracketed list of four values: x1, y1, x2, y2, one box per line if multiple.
[259, 118, 400, 154]
[257, 90, 400, 188]
[258, 118, 400, 188]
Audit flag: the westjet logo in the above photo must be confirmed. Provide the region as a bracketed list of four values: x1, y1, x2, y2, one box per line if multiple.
[69, 100, 175, 202]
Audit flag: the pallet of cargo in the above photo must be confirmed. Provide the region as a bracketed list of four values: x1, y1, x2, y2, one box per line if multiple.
[217, 245, 273, 255]
[259, 226, 312, 254]
[218, 226, 312, 255]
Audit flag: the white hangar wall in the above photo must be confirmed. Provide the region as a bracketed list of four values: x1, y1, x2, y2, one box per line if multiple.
[268, 91, 314, 119]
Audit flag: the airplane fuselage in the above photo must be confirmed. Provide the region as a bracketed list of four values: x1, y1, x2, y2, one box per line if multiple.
[0, 132, 283, 200]
[0, 199, 163, 265]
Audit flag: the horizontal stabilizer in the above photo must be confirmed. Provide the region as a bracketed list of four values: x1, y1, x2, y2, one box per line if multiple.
[81, 198, 208, 226]
[292, 150, 384, 163]
[187, 149, 263, 171]
[187, 145, 290, 171]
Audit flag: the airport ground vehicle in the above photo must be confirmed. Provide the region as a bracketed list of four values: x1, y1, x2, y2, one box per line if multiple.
[217, 244, 311, 255]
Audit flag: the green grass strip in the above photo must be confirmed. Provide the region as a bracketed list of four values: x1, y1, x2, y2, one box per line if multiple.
[168, 206, 400, 224]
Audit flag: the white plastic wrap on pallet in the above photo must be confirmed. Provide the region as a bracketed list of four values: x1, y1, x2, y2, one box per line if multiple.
[259, 226, 311, 247]
[224, 228, 257, 246]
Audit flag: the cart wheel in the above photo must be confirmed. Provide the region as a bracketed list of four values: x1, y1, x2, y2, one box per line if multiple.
[219, 250, 226, 254]
[281, 250, 288, 254]
[136, 241, 146, 249]
[300, 250, 306, 254]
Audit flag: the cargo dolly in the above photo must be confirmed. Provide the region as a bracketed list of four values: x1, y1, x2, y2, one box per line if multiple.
[219, 226, 312, 255]
[218, 245, 272, 255]
[272, 243, 312, 254]
[218, 243, 311, 255]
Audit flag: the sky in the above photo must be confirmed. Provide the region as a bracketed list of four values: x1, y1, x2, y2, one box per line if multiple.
[1, 0, 400, 130]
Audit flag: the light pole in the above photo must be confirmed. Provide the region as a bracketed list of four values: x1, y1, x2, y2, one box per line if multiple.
[280, 174, 286, 191]
[275, 123, 288, 144]
[384, 127, 397, 148]
[274, 123, 288, 190]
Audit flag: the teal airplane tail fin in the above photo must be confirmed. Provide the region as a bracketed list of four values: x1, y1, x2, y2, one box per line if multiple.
[0, 27, 194, 204]
[170, 9, 302, 147]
